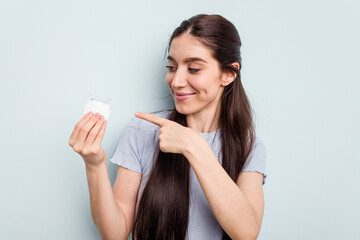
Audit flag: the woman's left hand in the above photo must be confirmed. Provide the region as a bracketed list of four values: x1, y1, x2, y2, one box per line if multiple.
[135, 112, 202, 155]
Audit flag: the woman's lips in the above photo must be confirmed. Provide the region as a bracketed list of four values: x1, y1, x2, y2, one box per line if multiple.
[174, 92, 195, 101]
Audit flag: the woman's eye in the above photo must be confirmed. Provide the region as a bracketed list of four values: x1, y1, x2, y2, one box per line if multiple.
[165, 66, 199, 73]
[165, 65, 176, 72]
[189, 68, 200, 73]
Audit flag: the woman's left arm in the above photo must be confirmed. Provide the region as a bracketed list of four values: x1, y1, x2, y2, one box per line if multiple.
[184, 137, 264, 240]
[135, 112, 265, 240]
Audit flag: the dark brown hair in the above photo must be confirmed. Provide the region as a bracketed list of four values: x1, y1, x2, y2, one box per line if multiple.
[133, 14, 255, 240]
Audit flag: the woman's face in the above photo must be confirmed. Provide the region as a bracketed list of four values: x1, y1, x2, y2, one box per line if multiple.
[165, 33, 233, 116]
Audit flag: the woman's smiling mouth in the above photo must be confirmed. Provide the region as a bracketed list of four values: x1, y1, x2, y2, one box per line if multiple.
[174, 91, 196, 101]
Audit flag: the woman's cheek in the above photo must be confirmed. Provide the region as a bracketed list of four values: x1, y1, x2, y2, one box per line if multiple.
[188, 77, 205, 92]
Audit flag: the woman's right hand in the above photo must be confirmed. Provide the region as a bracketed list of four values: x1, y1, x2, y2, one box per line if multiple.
[69, 112, 108, 169]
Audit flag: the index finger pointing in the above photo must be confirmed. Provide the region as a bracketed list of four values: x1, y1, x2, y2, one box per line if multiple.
[135, 112, 166, 126]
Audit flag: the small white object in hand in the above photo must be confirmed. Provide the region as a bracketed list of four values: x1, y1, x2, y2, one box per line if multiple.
[83, 98, 111, 121]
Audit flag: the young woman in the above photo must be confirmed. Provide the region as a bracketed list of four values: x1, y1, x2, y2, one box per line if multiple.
[69, 14, 267, 240]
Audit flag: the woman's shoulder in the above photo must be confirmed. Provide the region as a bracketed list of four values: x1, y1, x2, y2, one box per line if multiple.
[253, 136, 265, 151]
[240, 135, 267, 184]
[247, 136, 266, 161]
[125, 109, 172, 132]
[150, 109, 172, 119]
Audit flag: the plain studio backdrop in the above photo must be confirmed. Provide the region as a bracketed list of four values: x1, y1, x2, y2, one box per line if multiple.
[0, 0, 359, 239]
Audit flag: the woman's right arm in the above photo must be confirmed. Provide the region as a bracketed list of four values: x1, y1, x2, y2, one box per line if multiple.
[85, 162, 127, 239]
[86, 163, 141, 240]
[69, 112, 140, 239]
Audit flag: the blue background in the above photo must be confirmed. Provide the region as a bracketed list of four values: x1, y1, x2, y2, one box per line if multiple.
[0, 0, 359, 239]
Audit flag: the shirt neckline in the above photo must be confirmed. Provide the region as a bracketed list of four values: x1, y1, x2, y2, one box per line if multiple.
[198, 129, 221, 139]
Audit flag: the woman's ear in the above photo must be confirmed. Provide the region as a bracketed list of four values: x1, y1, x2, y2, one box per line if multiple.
[221, 62, 240, 87]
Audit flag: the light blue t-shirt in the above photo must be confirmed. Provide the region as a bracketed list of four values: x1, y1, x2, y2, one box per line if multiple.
[109, 110, 267, 240]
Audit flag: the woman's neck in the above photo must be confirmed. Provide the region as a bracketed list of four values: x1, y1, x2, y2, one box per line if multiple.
[186, 104, 221, 133]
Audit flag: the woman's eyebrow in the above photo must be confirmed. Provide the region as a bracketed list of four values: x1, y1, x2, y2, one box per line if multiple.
[167, 55, 208, 64]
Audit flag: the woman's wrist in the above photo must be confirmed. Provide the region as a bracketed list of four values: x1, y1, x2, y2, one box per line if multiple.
[183, 133, 209, 160]
[85, 160, 107, 173]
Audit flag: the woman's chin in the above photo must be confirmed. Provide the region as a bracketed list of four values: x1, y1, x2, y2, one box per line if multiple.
[175, 104, 191, 115]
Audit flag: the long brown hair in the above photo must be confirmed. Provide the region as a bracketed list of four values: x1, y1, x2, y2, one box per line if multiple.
[133, 14, 255, 240]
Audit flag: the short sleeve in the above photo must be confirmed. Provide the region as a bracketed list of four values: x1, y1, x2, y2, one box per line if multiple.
[109, 117, 143, 173]
[243, 137, 267, 185]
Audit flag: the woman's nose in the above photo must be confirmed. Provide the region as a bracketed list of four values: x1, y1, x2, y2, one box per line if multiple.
[171, 68, 187, 88]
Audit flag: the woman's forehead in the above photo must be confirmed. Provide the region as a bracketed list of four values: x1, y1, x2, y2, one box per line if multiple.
[168, 35, 214, 63]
